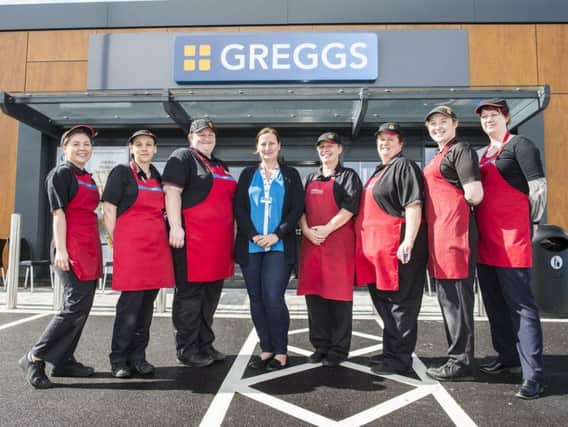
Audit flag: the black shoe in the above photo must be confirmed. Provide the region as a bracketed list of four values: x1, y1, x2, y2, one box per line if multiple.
[322, 353, 344, 367]
[307, 351, 326, 364]
[111, 363, 132, 379]
[19, 353, 52, 389]
[177, 352, 214, 368]
[205, 348, 226, 362]
[266, 357, 287, 371]
[515, 380, 544, 400]
[371, 360, 412, 376]
[52, 360, 95, 377]
[426, 361, 473, 382]
[479, 358, 521, 375]
[369, 353, 384, 365]
[247, 355, 272, 370]
[131, 360, 155, 376]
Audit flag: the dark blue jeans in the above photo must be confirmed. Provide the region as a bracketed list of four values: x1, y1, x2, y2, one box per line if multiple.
[241, 251, 292, 355]
[477, 264, 544, 384]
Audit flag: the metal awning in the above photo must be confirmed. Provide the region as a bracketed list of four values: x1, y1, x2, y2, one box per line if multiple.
[0, 85, 550, 139]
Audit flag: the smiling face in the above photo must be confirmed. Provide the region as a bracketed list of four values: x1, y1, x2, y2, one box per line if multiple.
[130, 135, 157, 166]
[479, 107, 509, 137]
[189, 128, 216, 158]
[316, 141, 342, 167]
[376, 132, 403, 163]
[62, 131, 93, 169]
[426, 113, 458, 146]
[257, 131, 281, 163]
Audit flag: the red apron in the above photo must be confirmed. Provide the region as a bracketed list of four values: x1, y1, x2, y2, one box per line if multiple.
[423, 142, 471, 279]
[112, 164, 175, 291]
[183, 153, 237, 282]
[65, 171, 102, 281]
[297, 177, 355, 301]
[355, 169, 404, 291]
[476, 136, 532, 267]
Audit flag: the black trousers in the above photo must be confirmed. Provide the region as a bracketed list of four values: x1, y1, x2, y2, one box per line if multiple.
[367, 225, 428, 370]
[432, 215, 478, 368]
[31, 269, 96, 366]
[172, 280, 223, 358]
[305, 295, 353, 359]
[109, 289, 159, 365]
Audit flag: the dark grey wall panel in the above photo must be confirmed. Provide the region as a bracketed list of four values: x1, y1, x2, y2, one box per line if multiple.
[287, 0, 475, 24]
[1, 0, 568, 31]
[88, 30, 469, 89]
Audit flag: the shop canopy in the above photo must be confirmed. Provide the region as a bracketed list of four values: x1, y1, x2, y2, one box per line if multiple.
[0, 85, 550, 139]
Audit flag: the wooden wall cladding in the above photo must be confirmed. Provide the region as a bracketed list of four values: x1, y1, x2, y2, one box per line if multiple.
[25, 61, 88, 91]
[0, 32, 28, 91]
[537, 25, 568, 94]
[466, 24, 538, 86]
[542, 94, 568, 229]
[27, 30, 90, 62]
[0, 114, 20, 237]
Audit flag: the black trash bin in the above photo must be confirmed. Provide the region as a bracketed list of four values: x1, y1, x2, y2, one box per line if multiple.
[531, 224, 568, 316]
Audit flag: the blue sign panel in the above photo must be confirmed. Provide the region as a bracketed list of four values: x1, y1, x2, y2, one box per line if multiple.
[173, 32, 378, 83]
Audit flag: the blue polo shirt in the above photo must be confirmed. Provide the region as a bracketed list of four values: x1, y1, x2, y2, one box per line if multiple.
[248, 168, 285, 253]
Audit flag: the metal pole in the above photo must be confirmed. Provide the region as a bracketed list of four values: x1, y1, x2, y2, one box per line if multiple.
[52, 269, 64, 311]
[6, 214, 22, 309]
[156, 288, 167, 313]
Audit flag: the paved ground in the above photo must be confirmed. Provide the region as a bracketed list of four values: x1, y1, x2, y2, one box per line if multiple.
[1, 285, 567, 427]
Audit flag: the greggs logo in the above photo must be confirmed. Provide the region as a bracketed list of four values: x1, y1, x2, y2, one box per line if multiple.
[174, 32, 378, 83]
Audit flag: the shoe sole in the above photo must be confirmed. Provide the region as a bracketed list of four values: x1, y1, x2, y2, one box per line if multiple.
[479, 366, 522, 375]
[19, 355, 52, 389]
[515, 387, 544, 400]
[177, 358, 214, 368]
[426, 373, 474, 382]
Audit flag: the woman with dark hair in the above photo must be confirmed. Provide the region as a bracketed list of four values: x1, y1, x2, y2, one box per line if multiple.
[298, 131, 362, 367]
[102, 130, 175, 378]
[19, 125, 102, 389]
[422, 106, 483, 382]
[356, 122, 428, 376]
[474, 99, 546, 399]
[234, 127, 304, 370]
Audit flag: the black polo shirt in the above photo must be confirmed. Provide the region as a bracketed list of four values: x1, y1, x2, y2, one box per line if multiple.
[479, 135, 545, 195]
[161, 147, 229, 209]
[369, 155, 424, 218]
[439, 139, 481, 189]
[101, 163, 162, 217]
[305, 166, 363, 215]
[46, 161, 93, 212]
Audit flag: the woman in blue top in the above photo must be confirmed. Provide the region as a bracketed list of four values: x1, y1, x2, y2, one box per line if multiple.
[234, 127, 304, 371]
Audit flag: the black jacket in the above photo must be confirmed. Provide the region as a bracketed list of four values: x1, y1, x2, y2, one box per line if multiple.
[234, 164, 304, 266]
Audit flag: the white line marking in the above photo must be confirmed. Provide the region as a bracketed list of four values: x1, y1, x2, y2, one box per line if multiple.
[287, 327, 309, 335]
[432, 385, 478, 426]
[348, 343, 383, 358]
[0, 313, 51, 331]
[287, 345, 311, 357]
[338, 386, 435, 426]
[198, 328, 258, 427]
[237, 384, 339, 426]
[351, 330, 383, 341]
[342, 361, 427, 388]
[240, 363, 317, 387]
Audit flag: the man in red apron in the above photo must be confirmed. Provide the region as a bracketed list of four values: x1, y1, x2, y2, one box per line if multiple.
[163, 119, 237, 368]
[355, 123, 428, 376]
[102, 130, 175, 378]
[20, 125, 102, 389]
[297, 132, 362, 367]
[422, 107, 484, 381]
[474, 99, 545, 399]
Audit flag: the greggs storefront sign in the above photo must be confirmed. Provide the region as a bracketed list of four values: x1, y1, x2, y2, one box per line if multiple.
[173, 32, 378, 83]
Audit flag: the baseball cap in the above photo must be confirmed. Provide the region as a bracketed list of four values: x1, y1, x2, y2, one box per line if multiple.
[128, 129, 156, 143]
[60, 124, 97, 145]
[424, 105, 457, 122]
[374, 122, 402, 137]
[189, 119, 216, 134]
[316, 131, 341, 146]
[474, 98, 510, 115]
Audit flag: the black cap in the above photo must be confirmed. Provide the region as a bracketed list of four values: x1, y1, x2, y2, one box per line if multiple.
[474, 98, 510, 115]
[128, 129, 156, 143]
[60, 125, 97, 145]
[189, 119, 215, 134]
[316, 131, 341, 146]
[424, 105, 457, 122]
[374, 122, 402, 137]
